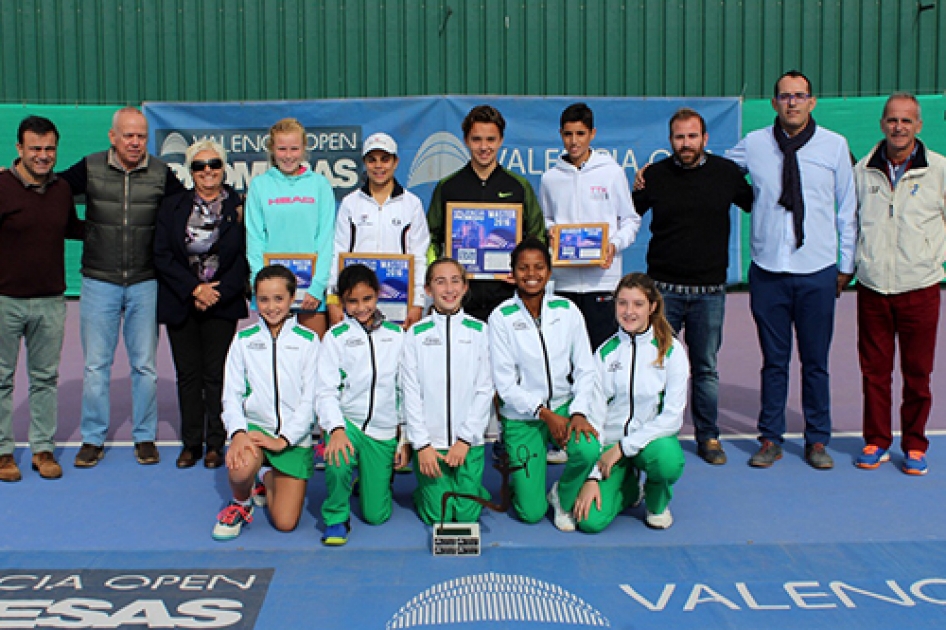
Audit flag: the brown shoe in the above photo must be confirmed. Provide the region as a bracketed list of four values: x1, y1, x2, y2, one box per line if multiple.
[74, 443, 104, 468]
[135, 441, 160, 465]
[31, 451, 63, 479]
[176, 448, 198, 469]
[0, 454, 21, 482]
[204, 450, 223, 469]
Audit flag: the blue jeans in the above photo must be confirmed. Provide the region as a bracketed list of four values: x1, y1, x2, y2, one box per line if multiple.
[79, 278, 159, 445]
[749, 263, 836, 446]
[662, 290, 725, 442]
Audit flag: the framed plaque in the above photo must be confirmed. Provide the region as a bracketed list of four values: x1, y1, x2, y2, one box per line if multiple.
[445, 203, 522, 280]
[551, 223, 609, 266]
[339, 253, 413, 323]
[263, 253, 317, 309]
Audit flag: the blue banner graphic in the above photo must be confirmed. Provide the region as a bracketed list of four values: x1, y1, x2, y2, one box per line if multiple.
[144, 96, 742, 281]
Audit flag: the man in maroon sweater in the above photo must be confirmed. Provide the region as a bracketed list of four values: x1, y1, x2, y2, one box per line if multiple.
[0, 116, 84, 482]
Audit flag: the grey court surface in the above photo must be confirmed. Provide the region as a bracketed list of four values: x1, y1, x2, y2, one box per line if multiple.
[4, 292, 946, 629]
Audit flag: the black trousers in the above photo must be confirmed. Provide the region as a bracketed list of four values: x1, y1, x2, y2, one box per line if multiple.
[166, 312, 237, 454]
[558, 291, 617, 353]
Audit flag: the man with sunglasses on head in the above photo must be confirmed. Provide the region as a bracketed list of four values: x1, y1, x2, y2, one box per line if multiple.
[61, 106, 185, 469]
[726, 70, 856, 470]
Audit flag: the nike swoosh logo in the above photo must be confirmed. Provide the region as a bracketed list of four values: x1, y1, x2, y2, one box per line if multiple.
[498, 192, 513, 198]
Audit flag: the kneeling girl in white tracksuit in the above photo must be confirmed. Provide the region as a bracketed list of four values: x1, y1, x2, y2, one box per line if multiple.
[400, 258, 493, 524]
[573, 272, 688, 532]
[488, 237, 602, 531]
[214, 265, 320, 541]
[316, 264, 408, 545]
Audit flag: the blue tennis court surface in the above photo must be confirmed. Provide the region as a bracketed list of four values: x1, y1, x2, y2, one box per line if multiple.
[3, 436, 946, 629]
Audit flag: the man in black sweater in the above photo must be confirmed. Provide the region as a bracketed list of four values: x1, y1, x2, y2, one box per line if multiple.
[632, 108, 753, 465]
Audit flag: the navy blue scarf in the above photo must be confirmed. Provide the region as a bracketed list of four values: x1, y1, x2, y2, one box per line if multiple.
[774, 117, 817, 249]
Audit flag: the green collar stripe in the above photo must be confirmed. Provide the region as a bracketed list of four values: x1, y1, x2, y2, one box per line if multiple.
[238, 324, 261, 339]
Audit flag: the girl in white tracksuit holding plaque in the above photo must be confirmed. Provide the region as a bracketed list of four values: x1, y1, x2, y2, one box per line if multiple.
[400, 258, 492, 525]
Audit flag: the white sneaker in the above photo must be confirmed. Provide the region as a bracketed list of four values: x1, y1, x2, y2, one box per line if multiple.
[547, 482, 576, 532]
[212, 501, 254, 541]
[546, 448, 568, 464]
[645, 507, 673, 529]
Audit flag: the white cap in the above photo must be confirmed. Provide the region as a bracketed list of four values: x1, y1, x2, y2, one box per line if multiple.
[362, 132, 398, 157]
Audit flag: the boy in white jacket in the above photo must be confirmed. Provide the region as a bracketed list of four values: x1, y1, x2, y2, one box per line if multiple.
[214, 265, 320, 541]
[400, 258, 492, 524]
[539, 102, 641, 351]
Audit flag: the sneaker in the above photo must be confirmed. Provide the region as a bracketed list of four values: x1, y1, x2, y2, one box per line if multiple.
[546, 447, 568, 465]
[748, 439, 782, 468]
[321, 522, 350, 546]
[31, 452, 63, 480]
[134, 442, 160, 465]
[251, 482, 267, 508]
[547, 481, 577, 532]
[854, 445, 890, 470]
[645, 507, 673, 529]
[212, 501, 253, 541]
[698, 439, 727, 465]
[902, 450, 929, 476]
[805, 443, 834, 470]
[0, 454, 22, 483]
[74, 443, 104, 468]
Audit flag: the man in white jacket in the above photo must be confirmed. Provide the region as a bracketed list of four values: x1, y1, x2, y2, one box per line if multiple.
[853, 93, 946, 476]
[540, 102, 641, 351]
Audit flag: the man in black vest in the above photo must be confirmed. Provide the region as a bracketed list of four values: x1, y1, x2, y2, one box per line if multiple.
[61, 107, 184, 468]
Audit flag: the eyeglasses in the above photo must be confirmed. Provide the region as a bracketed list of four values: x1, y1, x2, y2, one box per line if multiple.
[191, 158, 224, 171]
[776, 92, 811, 103]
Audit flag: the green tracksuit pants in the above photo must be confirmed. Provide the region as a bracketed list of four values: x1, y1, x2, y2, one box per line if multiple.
[501, 403, 601, 524]
[322, 419, 397, 527]
[578, 435, 685, 533]
[412, 445, 490, 525]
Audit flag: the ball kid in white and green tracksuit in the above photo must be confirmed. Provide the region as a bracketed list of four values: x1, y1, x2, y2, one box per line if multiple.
[573, 273, 688, 532]
[487, 238, 601, 531]
[315, 264, 407, 544]
[400, 258, 493, 525]
[214, 266, 319, 541]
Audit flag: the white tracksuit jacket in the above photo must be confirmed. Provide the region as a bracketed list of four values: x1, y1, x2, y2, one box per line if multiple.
[539, 150, 641, 293]
[400, 309, 492, 450]
[488, 293, 599, 423]
[328, 181, 430, 309]
[221, 316, 320, 447]
[593, 326, 689, 470]
[316, 315, 404, 441]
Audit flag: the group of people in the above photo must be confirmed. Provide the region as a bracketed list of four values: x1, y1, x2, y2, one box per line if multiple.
[0, 69, 942, 543]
